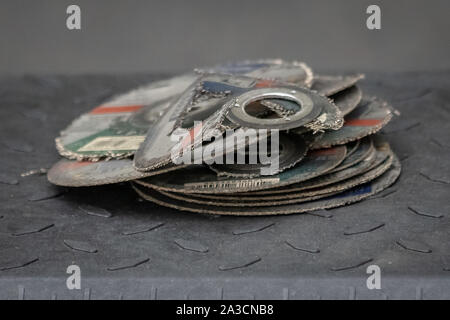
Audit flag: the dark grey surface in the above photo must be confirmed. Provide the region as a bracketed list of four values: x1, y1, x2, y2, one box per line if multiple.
[0, 72, 449, 300]
[1, 0, 450, 75]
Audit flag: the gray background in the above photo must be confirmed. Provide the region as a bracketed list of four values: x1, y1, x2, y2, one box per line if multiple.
[1, 0, 449, 75]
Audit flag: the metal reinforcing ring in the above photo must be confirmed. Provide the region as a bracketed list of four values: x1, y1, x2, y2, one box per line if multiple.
[225, 87, 320, 130]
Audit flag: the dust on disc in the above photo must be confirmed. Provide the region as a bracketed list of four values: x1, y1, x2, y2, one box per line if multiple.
[208, 132, 308, 177]
[345, 139, 360, 158]
[134, 145, 346, 194]
[330, 85, 362, 116]
[311, 97, 393, 149]
[57, 60, 313, 162]
[200, 59, 314, 88]
[153, 148, 392, 206]
[134, 73, 324, 172]
[239, 135, 388, 196]
[290, 85, 361, 136]
[311, 74, 364, 96]
[192, 139, 390, 201]
[195, 137, 380, 198]
[56, 74, 195, 161]
[328, 136, 373, 173]
[132, 154, 401, 216]
[47, 158, 187, 187]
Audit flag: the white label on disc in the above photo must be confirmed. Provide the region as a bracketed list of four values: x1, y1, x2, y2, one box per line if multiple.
[77, 136, 146, 152]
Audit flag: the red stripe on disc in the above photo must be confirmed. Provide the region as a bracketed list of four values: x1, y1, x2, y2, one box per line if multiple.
[61, 161, 92, 170]
[90, 105, 143, 114]
[344, 119, 382, 126]
[310, 148, 338, 156]
[254, 79, 277, 88]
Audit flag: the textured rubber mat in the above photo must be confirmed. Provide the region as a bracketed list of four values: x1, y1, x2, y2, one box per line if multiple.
[0, 72, 449, 300]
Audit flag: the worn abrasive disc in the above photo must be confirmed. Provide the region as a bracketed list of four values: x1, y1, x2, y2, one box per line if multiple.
[330, 85, 362, 116]
[134, 73, 332, 172]
[47, 158, 187, 187]
[58, 60, 314, 162]
[180, 139, 390, 201]
[311, 97, 393, 149]
[290, 85, 361, 136]
[56, 74, 195, 161]
[200, 59, 314, 88]
[208, 133, 308, 177]
[311, 74, 364, 96]
[346, 140, 360, 158]
[328, 136, 373, 173]
[135, 145, 346, 194]
[132, 155, 401, 216]
[151, 150, 392, 206]
[239, 136, 386, 196]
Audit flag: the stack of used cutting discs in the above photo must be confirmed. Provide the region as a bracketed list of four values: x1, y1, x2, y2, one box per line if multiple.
[48, 60, 401, 216]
